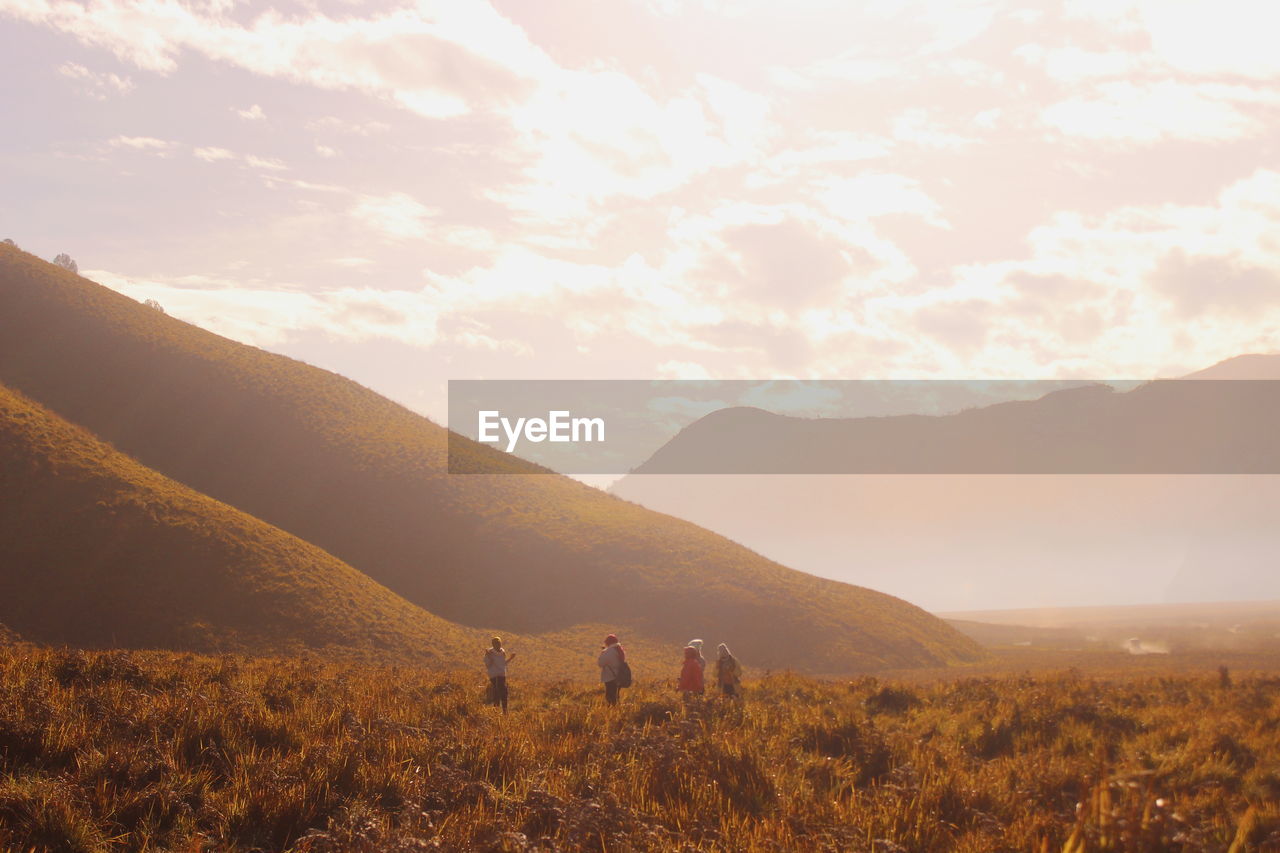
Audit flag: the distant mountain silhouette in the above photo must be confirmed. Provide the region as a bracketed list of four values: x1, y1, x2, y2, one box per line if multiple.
[615, 356, 1280, 610]
[1182, 353, 1280, 380]
[0, 244, 980, 671]
[632, 380, 1280, 474]
[0, 380, 552, 665]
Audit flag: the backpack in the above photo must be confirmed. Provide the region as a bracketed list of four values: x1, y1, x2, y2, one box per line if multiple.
[615, 659, 633, 688]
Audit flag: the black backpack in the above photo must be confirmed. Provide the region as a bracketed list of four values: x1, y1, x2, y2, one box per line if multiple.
[615, 659, 633, 688]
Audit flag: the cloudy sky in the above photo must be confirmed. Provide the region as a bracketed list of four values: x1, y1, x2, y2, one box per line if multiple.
[3, 0, 1279, 421]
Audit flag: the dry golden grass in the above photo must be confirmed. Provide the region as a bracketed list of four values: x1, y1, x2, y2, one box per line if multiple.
[1, 644, 1277, 852]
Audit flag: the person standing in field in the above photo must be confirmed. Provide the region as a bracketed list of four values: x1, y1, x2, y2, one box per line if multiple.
[677, 645, 704, 699]
[484, 637, 515, 713]
[688, 638, 707, 681]
[598, 634, 627, 706]
[715, 643, 742, 698]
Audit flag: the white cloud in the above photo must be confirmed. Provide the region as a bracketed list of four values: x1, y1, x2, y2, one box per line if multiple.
[437, 226, 497, 252]
[1017, 45, 1155, 83]
[1061, 0, 1143, 28]
[1042, 81, 1280, 144]
[12, 0, 1280, 387]
[910, 170, 1280, 375]
[1139, 1, 1280, 79]
[1025, 171, 1280, 276]
[816, 173, 949, 227]
[765, 131, 890, 172]
[891, 108, 971, 150]
[193, 146, 235, 162]
[308, 117, 392, 135]
[494, 71, 773, 219]
[8, 0, 786, 223]
[58, 62, 133, 99]
[2, 0, 549, 118]
[654, 362, 715, 380]
[191, 146, 288, 171]
[770, 52, 899, 88]
[351, 192, 438, 241]
[109, 135, 175, 150]
[86, 270, 442, 348]
[262, 176, 346, 193]
[971, 108, 1002, 129]
[424, 247, 616, 308]
[1064, 0, 1280, 78]
[245, 154, 287, 171]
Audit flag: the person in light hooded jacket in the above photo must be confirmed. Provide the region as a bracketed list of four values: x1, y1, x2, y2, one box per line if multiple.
[715, 643, 742, 698]
[598, 634, 626, 706]
[687, 638, 707, 676]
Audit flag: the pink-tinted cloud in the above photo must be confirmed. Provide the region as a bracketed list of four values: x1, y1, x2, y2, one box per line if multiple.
[2, 0, 1279, 418]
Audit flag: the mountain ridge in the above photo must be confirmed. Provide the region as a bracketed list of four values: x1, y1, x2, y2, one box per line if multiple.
[631, 377, 1280, 474]
[0, 244, 981, 672]
[1182, 353, 1280, 380]
[613, 356, 1280, 610]
[0, 379, 575, 667]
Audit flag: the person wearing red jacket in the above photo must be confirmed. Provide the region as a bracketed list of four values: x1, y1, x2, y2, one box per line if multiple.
[677, 645, 704, 697]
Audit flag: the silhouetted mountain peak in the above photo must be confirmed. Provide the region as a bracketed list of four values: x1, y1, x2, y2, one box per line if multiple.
[633, 373, 1280, 474]
[1183, 353, 1280, 380]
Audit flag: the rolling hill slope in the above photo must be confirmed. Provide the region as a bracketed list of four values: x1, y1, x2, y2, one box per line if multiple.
[0, 244, 981, 672]
[0, 380, 581, 668]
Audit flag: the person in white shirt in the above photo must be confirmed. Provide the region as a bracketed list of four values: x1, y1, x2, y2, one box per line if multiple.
[484, 637, 516, 713]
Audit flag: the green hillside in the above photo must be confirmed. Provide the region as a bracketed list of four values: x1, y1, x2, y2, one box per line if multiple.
[0, 244, 981, 671]
[0, 380, 585, 669]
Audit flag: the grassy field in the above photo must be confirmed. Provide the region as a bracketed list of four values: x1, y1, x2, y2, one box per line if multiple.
[2, 644, 1278, 852]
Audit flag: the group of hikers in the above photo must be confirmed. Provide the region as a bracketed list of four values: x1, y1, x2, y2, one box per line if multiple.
[482, 634, 742, 712]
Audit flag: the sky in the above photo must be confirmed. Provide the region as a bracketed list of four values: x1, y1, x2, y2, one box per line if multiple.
[3, 0, 1280, 424]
